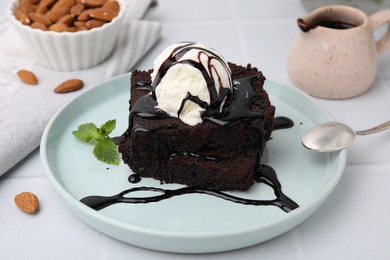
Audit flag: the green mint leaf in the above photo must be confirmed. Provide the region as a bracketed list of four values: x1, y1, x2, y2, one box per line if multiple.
[72, 123, 100, 143]
[93, 137, 119, 165]
[98, 119, 116, 137]
[73, 119, 119, 166]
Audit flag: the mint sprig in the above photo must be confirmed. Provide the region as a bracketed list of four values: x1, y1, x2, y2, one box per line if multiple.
[72, 119, 119, 165]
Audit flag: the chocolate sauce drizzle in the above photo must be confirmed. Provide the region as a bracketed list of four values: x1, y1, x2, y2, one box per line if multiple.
[169, 151, 243, 162]
[126, 72, 266, 139]
[127, 43, 268, 135]
[81, 164, 298, 213]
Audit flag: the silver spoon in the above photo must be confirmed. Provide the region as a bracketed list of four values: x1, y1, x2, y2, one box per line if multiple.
[302, 120, 390, 152]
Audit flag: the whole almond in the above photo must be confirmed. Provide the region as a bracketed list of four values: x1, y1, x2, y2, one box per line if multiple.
[18, 2, 35, 14]
[54, 79, 84, 93]
[45, 6, 70, 23]
[49, 22, 69, 32]
[86, 18, 105, 29]
[15, 9, 31, 25]
[20, 0, 32, 4]
[36, 6, 49, 15]
[52, 0, 76, 10]
[88, 8, 117, 22]
[31, 21, 49, 31]
[29, 12, 53, 27]
[103, 0, 119, 14]
[17, 69, 38, 85]
[70, 3, 85, 16]
[14, 192, 40, 214]
[81, 0, 106, 8]
[68, 26, 78, 32]
[74, 20, 88, 30]
[77, 9, 93, 21]
[38, 0, 57, 9]
[58, 14, 74, 26]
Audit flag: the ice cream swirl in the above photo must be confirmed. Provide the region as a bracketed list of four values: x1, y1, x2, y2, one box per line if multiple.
[150, 42, 233, 125]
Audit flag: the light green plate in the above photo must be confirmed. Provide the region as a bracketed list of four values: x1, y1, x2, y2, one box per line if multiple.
[40, 73, 346, 253]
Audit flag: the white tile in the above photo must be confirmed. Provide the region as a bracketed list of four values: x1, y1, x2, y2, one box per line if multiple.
[297, 162, 390, 259]
[232, 0, 307, 19]
[238, 19, 298, 82]
[136, 22, 246, 69]
[145, 0, 236, 22]
[377, 50, 390, 80]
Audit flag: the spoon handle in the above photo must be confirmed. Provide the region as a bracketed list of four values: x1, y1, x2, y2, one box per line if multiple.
[355, 120, 390, 135]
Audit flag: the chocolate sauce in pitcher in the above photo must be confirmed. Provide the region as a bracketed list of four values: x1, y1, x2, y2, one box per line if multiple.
[298, 18, 356, 32]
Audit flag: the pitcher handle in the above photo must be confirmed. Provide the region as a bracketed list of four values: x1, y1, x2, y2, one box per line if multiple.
[370, 9, 390, 55]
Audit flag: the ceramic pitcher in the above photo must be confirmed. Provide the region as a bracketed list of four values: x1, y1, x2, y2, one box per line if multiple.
[287, 5, 390, 99]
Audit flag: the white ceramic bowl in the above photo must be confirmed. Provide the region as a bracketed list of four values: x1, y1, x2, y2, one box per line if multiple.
[8, 0, 126, 71]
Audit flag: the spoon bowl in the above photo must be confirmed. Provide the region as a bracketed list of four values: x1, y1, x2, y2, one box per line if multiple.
[302, 120, 390, 152]
[302, 122, 356, 152]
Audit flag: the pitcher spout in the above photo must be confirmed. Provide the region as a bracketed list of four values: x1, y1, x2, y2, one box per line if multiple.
[297, 18, 317, 32]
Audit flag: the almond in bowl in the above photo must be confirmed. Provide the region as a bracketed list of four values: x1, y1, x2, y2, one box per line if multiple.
[8, 0, 126, 71]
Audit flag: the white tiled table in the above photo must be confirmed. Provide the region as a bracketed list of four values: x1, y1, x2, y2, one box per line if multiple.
[1, 0, 390, 259]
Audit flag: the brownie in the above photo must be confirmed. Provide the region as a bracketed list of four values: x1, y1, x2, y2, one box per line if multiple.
[118, 63, 275, 191]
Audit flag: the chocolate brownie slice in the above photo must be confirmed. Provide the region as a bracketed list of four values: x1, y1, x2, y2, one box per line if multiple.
[118, 63, 275, 191]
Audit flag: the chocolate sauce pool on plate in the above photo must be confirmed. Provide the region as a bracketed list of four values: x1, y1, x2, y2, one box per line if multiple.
[81, 164, 298, 213]
[274, 116, 294, 130]
[128, 173, 141, 184]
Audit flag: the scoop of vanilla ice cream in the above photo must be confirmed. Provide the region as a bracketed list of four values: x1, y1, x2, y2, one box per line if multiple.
[151, 42, 233, 126]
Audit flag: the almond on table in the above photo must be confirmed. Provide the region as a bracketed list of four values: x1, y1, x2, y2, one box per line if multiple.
[16, 69, 38, 85]
[54, 79, 84, 93]
[14, 192, 40, 214]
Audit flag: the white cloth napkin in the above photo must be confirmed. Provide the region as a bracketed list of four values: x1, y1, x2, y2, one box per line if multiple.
[0, 0, 161, 176]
